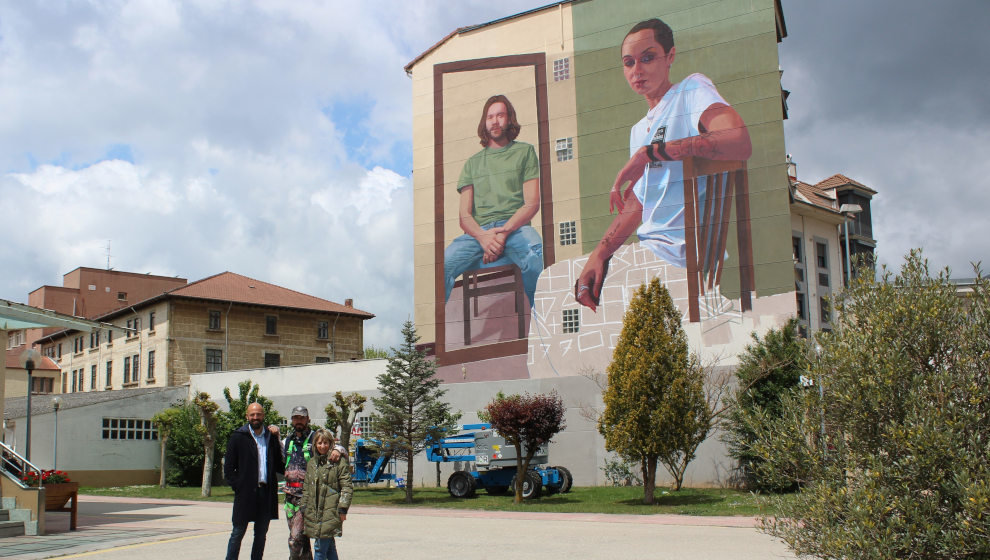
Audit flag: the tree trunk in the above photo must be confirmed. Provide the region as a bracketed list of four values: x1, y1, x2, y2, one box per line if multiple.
[159, 435, 168, 488]
[642, 455, 658, 505]
[513, 442, 525, 504]
[201, 433, 214, 497]
[404, 450, 414, 503]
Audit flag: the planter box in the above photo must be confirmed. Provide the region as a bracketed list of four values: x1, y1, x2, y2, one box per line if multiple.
[43, 482, 79, 530]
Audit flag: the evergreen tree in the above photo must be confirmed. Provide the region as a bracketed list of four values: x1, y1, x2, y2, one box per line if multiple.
[721, 318, 807, 491]
[598, 278, 709, 502]
[370, 320, 460, 503]
[755, 251, 990, 559]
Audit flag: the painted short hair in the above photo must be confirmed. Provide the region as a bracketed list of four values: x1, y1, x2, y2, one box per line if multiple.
[625, 18, 675, 54]
[477, 94, 521, 146]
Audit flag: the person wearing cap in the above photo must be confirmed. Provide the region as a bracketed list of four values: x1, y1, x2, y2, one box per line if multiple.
[282, 405, 345, 560]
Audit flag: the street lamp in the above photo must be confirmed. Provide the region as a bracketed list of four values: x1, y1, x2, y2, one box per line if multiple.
[19, 348, 42, 461]
[52, 396, 63, 470]
[839, 203, 862, 286]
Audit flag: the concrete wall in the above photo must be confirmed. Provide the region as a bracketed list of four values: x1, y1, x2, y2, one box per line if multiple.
[4, 387, 187, 487]
[190, 361, 735, 489]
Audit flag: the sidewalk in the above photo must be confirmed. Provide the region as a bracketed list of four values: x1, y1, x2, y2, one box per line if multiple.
[0, 495, 795, 559]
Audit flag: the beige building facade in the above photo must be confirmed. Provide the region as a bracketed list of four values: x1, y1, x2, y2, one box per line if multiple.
[35, 272, 373, 393]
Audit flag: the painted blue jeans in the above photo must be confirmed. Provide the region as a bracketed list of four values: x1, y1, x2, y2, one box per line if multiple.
[443, 220, 543, 306]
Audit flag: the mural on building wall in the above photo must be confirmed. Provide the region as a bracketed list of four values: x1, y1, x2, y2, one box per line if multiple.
[421, 0, 795, 375]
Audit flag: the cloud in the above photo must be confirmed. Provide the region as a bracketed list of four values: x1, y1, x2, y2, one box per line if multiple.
[781, 0, 990, 275]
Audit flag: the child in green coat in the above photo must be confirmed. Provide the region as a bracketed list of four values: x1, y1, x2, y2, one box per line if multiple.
[302, 429, 353, 560]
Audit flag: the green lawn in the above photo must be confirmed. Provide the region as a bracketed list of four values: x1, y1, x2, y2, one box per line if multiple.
[80, 484, 777, 517]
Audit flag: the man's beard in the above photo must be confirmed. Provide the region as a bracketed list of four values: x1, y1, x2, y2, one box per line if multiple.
[294, 423, 307, 434]
[249, 418, 263, 430]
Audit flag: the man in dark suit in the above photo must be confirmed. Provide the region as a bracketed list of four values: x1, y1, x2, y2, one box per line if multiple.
[224, 402, 284, 560]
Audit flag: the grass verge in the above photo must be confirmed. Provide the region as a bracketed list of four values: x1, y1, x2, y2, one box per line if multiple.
[80, 484, 777, 516]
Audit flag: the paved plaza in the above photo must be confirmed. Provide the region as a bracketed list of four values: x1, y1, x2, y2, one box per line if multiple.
[0, 495, 795, 559]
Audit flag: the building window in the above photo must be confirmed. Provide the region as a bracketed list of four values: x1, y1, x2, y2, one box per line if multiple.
[106, 330, 112, 344]
[62, 374, 67, 393]
[91, 365, 97, 389]
[148, 312, 156, 331]
[132, 317, 141, 336]
[264, 353, 281, 368]
[208, 310, 222, 330]
[553, 57, 570, 81]
[147, 350, 155, 379]
[71, 370, 78, 392]
[562, 308, 580, 334]
[106, 360, 113, 387]
[265, 315, 278, 335]
[57, 343, 62, 359]
[315, 356, 331, 363]
[355, 415, 373, 437]
[117, 291, 127, 301]
[317, 321, 329, 340]
[31, 377, 54, 394]
[555, 137, 574, 162]
[818, 272, 829, 287]
[559, 220, 577, 246]
[123, 356, 131, 384]
[816, 242, 828, 269]
[793, 236, 803, 263]
[101, 418, 158, 440]
[206, 349, 223, 372]
[796, 293, 807, 321]
[820, 297, 831, 324]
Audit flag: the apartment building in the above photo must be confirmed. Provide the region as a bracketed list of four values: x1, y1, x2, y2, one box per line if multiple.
[788, 157, 877, 335]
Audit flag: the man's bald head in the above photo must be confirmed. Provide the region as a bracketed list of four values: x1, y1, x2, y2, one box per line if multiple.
[246, 402, 265, 432]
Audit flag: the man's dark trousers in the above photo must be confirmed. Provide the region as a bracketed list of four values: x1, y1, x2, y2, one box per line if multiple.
[225, 484, 273, 560]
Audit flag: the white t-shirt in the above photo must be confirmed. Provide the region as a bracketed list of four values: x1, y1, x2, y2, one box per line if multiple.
[628, 73, 727, 268]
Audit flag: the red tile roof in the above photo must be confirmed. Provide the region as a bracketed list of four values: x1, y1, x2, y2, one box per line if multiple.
[792, 180, 837, 211]
[166, 272, 374, 318]
[815, 173, 877, 195]
[5, 347, 60, 371]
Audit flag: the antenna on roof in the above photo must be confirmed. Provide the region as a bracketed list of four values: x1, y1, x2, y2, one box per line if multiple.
[106, 240, 112, 270]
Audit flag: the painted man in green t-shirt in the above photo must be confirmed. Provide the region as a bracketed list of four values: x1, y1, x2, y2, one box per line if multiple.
[444, 94, 543, 306]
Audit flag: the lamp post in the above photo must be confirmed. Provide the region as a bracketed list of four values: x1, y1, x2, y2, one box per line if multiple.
[52, 396, 63, 470]
[19, 348, 42, 461]
[839, 203, 862, 286]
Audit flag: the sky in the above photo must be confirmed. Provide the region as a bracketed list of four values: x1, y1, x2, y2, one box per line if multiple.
[2, 1, 987, 349]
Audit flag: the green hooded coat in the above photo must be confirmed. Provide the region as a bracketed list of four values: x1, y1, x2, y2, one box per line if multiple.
[302, 454, 353, 539]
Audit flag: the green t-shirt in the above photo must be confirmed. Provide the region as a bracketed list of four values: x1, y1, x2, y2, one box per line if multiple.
[457, 141, 539, 226]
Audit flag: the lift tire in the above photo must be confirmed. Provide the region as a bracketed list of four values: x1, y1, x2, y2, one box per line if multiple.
[447, 471, 476, 498]
[556, 466, 573, 493]
[523, 470, 543, 499]
[485, 485, 510, 495]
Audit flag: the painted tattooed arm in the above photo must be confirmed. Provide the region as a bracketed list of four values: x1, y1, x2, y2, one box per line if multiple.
[610, 102, 751, 213]
[575, 192, 643, 311]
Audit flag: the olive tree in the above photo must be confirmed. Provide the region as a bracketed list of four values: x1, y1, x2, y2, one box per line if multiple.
[752, 251, 990, 559]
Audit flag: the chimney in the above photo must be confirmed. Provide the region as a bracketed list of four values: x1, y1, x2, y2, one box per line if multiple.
[344, 298, 353, 308]
[786, 154, 797, 182]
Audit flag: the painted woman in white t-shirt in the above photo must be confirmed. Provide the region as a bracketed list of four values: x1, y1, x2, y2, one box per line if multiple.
[575, 18, 752, 311]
